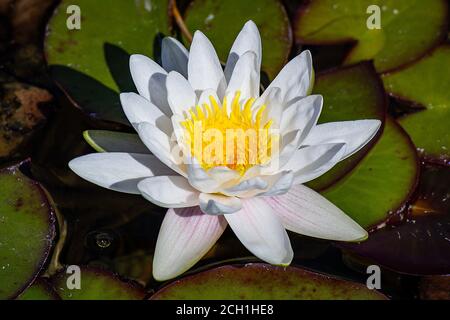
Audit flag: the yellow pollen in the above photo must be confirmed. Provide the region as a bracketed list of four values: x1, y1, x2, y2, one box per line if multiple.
[180, 91, 278, 175]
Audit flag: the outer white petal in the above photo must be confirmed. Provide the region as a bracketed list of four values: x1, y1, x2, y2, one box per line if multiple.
[303, 120, 382, 160]
[188, 31, 226, 97]
[129, 54, 171, 116]
[264, 184, 368, 241]
[225, 51, 259, 103]
[138, 176, 199, 208]
[261, 50, 313, 105]
[153, 207, 227, 281]
[199, 193, 242, 215]
[161, 37, 189, 77]
[280, 95, 323, 138]
[293, 143, 347, 184]
[120, 92, 172, 135]
[224, 20, 262, 83]
[257, 171, 294, 197]
[137, 122, 185, 176]
[69, 153, 175, 194]
[225, 197, 293, 265]
[166, 71, 196, 115]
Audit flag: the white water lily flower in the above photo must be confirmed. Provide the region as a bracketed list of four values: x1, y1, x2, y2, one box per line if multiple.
[69, 21, 381, 281]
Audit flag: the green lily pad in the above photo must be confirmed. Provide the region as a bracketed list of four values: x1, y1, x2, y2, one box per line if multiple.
[45, 0, 171, 124]
[0, 162, 56, 299]
[295, 0, 449, 72]
[307, 62, 386, 191]
[382, 45, 450, 164]
[52, 266, 146, 300]
[183, 0, 292, 80]
[83, 130, 148, 153]
[17, 279, 59, 300]
[321, 118, 419, 229]
[151, 263, 387, 300]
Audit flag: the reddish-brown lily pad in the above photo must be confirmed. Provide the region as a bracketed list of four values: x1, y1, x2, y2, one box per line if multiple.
[341, 164, 450, 275]
[16, 279, 59, 300]
[151, 263, 387, 300]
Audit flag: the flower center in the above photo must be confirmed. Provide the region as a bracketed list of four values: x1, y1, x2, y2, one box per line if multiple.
[180, 91, 278, 175]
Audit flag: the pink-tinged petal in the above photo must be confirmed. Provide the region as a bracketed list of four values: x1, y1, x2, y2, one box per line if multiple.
[264, 184, 368, 242]
[303, 120, 382, 160]
[138, 176, 199, 208]
[225, 197, 293, 265]
[153, 207, 227, 281]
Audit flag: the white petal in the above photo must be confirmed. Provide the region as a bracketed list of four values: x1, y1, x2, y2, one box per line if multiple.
[166, 71, 196, 115]
[257, 171, 294, 197]
[83, 130, 149, 154]
[224, 20, 262, 83]
[225, 51, 259, 102]
[222, 176, 268, 197]
[186, 157, 222, 193]
[264, 184, 368, 241]
[283, 143, 345, 173]
[280, 95, 323, 137]
[188, 31, 226, 97]
[120, 92, 172, 135]
[153, 207, 227, 281]
[293, 143, 346, 184]
[138, 176, 199, 208]
[161, 37, 189, 77]
[137, 122, 185, 176]
[303, 120, 382, 160]
[261, 50, 313, 104]
[225, 197, 293, 265]
[255, 87, 283, 127]
[199, 193, 242, 215]
[130, 54, 171, 115]
[69, 153, 175, 194]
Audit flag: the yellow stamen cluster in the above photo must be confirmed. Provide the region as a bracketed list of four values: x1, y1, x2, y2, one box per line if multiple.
[180, 91, 277, 175]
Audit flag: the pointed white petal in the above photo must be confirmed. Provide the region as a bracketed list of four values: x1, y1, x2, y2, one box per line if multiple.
[293, 143, 346, 184]
[129, 54, 171, 115]
[261, 50, 313, 104]
[69, 153, 175, 194]
[188, 31, 226, 97]
[120, 92, 172, 135]
[83, 130, 149, 154]
[224, 20, 262, 83]
[166, 71, 196, 115]
[138, 176, 199, 208]
[254, 87, 283, 127]
[153, 207, 227, 281]
[303, 120, 382, 160]
[225, 197, 293, 265]
[199, 193, 242, 215]
[280, 95, 323, 138]
[225, 51, 259, 102]
[137, 122, 185, 176]
[264, 184, 368, 241]
[161, 37, 189, 77]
